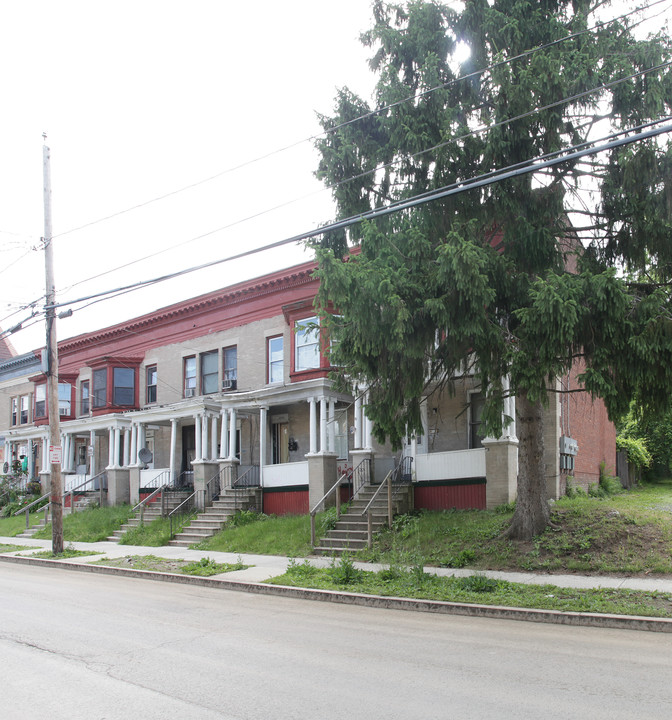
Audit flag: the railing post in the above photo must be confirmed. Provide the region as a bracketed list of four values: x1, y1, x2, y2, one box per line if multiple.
[310, 513, 316, 547]
[336, 479, 341, 520]
[161, 487, 166, 517]
[387, 474, 393, 526]
[367, 510, 373, 549]
[70, 489, 75, 515]
[24, 508, 29, 530]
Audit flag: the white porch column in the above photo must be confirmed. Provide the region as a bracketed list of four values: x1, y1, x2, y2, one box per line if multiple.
[108, 428, 115, 467]
[123, 427, 131, 467]
[319, 397, 327, 454]
[219, 410, 229, 459]
[354, 393, 363, 450]
[502, 376, 517, 441]
[228, 408, 237, 460]
[61, 434, 69, 472]
[68, 435, 76, 472]
[364, 391, 373, 450]
[137, 423, 146, 462]
[309, 397, 317, 454]
[169, 419, 178, 482]
[41, 437, 49, 473]
[201, 414, 209, 461]
[210, 413, 218, 461]
[195, 414, 203, 461]
[328, 398, 336, 454]
[130, 424, 138, 465]
[89, 431, 97, 476]
[114, 427, 121, 467]
[259, 406, 268, 487]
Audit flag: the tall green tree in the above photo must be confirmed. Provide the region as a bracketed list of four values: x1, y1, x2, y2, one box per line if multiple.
[313, 0, 672, 539]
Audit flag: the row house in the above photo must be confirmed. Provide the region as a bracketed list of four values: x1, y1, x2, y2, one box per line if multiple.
[0, 259, 617, 513]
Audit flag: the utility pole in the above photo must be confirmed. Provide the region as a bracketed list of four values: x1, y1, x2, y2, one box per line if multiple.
[43, 137, 63, 554]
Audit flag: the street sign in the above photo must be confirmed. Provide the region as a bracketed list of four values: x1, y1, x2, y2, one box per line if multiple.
[49, 445, 62, 464]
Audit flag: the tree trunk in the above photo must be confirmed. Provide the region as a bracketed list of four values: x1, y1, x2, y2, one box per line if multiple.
[505, 391, 550, 540]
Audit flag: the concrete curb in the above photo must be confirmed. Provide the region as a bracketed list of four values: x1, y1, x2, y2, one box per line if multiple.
[2, 553, 671, 634]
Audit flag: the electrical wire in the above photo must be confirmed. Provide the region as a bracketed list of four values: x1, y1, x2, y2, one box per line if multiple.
[55, 56, 672, 298]
[48, 0, 670, 243]
[42, 118, 672, 315]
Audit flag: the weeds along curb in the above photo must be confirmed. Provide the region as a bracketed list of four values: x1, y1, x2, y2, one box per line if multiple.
[2, 553, 671, 634]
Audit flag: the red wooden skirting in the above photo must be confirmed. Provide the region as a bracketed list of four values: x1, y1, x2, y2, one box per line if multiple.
[414, 482, 486, 511]
[262, 489, 309, 516]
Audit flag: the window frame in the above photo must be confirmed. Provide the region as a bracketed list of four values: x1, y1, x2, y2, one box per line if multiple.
[183, 356, 196, 398]
[222, 346, 237, 391]
[200, 350, 219, 395]
[469, 391, 486, 449]
[112, 368, 135, 407]
[80, 380, 90, 416]
[294, 316, 321, 372]
[34, 384, 47, 419]
[267, 335, 283, 384]
[93, 368, 107, 409]
[146, 365, 157, 404]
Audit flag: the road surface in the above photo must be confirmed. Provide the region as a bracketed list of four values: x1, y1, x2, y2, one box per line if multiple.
[1, 563, 671, 719]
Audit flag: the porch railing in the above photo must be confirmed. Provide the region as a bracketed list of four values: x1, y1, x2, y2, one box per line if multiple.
[132, 484, 168, 524]
[168, 489, 200, 539]
[13, 492, 50, 531]
[309, 458, 369, 548]
[361, 457, 413, 549]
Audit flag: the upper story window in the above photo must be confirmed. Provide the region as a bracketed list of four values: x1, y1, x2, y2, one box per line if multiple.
[113, 368, 135, 405]
[184, 357, 196, 398]
[35, 385, 46, 418]
[201, 351, 218, 394]
[295, 316, 320, 371]
[80, 380, 90, 415]
[89, 361, 139, 412]
[146, 366, 157, 404]
[93, 369, 107, 408]
[58, 382, 72, 416]
[20, 395, 29, 424]
[268, 336, 283, 384]
[11, 397, 18, 426]
[222, 346, 237, 391]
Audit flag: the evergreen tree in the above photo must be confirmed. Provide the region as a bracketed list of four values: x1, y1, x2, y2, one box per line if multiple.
[313, 0, 672, 539]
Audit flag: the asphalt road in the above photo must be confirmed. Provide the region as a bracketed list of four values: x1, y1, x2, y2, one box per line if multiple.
[2, 564, 671, 720]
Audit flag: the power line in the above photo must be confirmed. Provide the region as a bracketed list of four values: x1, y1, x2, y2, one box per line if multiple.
[42, 118, 671, 316]
[48, 0, 669, 243]
[56, 56, 672, 298]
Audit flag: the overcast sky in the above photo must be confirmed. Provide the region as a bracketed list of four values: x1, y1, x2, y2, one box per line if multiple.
[1, 1, 668, 357]
[0, 0, 377, 355]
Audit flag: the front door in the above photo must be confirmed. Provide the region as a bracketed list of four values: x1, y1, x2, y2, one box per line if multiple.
[271, 422, 289, 464]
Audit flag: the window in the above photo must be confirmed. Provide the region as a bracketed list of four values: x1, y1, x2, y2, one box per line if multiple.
[222, 346, 237, 390]
[113, 368, 135, 405]
[201, 351, 218, 394]
[20, 395, 29, 424]
[295, 316, 320, 371]
[58, 382, 72, 416]
[184, 357, 196, 397]
[11, 397, 18, 426]
[35, 385, 46, 418]
[469, 392, 486, 449]
[146, 366, 157, 404]
[80, 381, 90, 415]
[93, 369, 107, 408]
[268, 336, 283, 384]
[335, 410, 348, 460]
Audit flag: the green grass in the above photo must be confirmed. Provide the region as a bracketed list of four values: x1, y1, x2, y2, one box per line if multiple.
[30, 546, 102, 559]
[0, 513, 36, 537]
[267, 557, 672, 618]
[0, 543, 31, 552]
[34, 505, 135, 543]
[193, 512, 331, 556]
[90, 554, 249, 576]
[118, 513, 195, 546]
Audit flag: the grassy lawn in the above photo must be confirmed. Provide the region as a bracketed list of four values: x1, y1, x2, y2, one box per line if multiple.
[90, 554, 248, 576]
[33, 505, 135, 543]
[119, 513, 196, 546]
[0, 513, 36, 537]
[267, 557, 672, 618]
[193, 511, 330, 557]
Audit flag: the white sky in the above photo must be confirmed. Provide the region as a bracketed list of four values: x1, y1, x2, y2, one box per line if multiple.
[0, 0, 377, 355]
[1, 1, 668, 357]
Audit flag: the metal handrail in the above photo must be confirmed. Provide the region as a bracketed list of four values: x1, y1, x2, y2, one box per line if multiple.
[132, 484, 168, 524]
[65, 469, 108, 514]
[168, 488, 200, 539]
[13, 491, 50, 531]
[309, 458, 370, 548]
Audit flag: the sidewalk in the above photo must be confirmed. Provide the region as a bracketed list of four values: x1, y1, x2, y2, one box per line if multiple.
[3, 535, 672, 594]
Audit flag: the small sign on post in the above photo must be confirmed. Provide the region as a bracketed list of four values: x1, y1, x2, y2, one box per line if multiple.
[49, 445, 62, 465]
